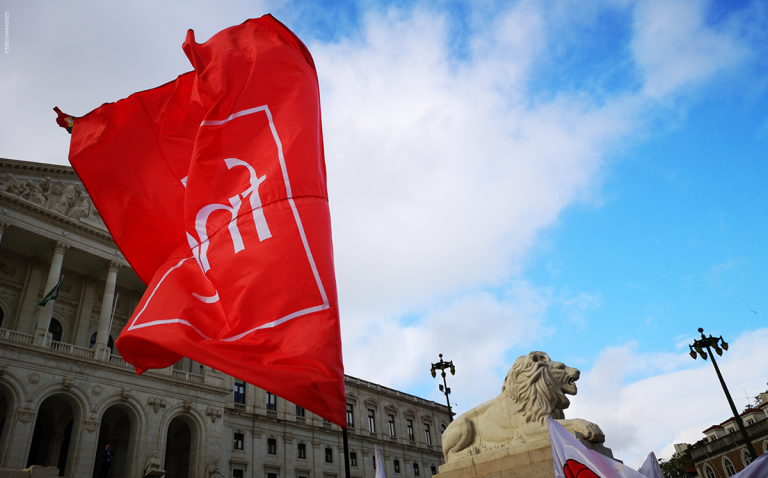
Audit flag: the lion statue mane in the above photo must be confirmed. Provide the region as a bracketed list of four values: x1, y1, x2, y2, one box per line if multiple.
[441, 351, 605, 463]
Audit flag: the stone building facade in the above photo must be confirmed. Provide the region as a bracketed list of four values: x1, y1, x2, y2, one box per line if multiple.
[0, 158, 450, 478]
[689, 394, 768, 477]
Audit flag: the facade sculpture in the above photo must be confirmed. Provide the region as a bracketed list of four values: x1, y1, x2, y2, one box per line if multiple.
[442, 351, 605, 463]
[0, 157, 450, 478]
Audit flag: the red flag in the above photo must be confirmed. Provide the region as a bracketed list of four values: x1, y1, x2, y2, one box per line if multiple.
[67, 15, 346, 426]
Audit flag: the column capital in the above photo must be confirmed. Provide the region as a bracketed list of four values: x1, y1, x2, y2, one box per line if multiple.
[53, 242, 70, 255]
[107, 261, 123, 273]
[0, 222, 10, 234]
[31, 259, 47, 271]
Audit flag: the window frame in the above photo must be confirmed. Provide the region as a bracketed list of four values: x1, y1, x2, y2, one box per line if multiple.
[350, 452, 357, 467]
[388, 414, 396, 437]
[722, 456, 737, 477]
[346, 403, 355, 428]
[266, 391, 277, 411]
[424, 423, 432, 445]
[407, 419, 415, 441]
[368, 408, 376, 433]
[267, 437, 277, 455]
[325, 447, 333, 463]
[233, 432, 244, 450]
[234, 381, 246, 404]
[297, 443, 306, 459]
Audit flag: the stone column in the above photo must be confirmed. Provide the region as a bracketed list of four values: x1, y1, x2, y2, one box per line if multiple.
[34, 241, 69, 345]
[3, 408, 36, 469]
[0, 222, 10, 245]
[74, 278, 98, 348]
[94, 261, 121, 359]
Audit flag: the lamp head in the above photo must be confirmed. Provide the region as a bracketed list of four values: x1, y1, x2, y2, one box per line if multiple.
[449, 364, 455, 375]
[431, 368, 436, 378]
[700, 351, 708, 360]
[689, 345, 697, 360]
[721, 338, 728, 351]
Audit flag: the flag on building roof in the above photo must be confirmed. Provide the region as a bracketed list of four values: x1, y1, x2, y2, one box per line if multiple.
[38, 276, 63, 306]
[61, 15, 346, 427]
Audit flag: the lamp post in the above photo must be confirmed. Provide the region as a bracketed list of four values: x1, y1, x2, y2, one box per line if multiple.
[430, 354, 456, 422]
[689, 327, 758, 462]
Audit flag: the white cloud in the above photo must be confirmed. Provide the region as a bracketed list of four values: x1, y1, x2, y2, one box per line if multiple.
[568, 328, 768, 468]
[631, 0, 750, 98]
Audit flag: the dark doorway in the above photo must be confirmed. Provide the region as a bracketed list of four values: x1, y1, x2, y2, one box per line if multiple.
[164, 417, 191, 478]
[93, 406, 132, 478]
[27, 395, 75, 476]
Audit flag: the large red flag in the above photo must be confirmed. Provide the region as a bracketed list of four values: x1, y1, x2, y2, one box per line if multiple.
[66, 15, 346, 426]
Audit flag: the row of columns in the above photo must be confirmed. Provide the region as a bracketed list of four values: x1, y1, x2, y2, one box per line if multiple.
[0, 225, 122, 356]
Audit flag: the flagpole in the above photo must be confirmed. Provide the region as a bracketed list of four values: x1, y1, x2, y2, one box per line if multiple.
[342, 428, 351, 478]
[106, 292, 119, 353]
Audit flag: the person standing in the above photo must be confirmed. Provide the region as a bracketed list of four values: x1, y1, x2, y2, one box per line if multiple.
[99, 444, 114, 478]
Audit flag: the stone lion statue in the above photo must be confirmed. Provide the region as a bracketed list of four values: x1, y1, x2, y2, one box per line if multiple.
[442, 351, 605, 463]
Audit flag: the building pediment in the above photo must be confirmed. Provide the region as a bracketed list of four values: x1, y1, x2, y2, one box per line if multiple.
[0, 157, 107, 232]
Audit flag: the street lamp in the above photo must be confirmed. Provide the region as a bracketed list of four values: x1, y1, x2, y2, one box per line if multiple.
[430, 354, 456, 422]
[689, 327, 758, 462]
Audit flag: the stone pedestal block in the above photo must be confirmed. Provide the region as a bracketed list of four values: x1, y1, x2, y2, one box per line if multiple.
[436, 437, 617, 478]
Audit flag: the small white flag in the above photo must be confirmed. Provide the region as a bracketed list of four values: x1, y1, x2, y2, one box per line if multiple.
[638, 452, 664, 478]
[374, 444, 386, 478]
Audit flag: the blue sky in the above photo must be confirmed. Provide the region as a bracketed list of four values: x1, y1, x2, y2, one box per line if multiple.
[1, 0, 767, 467]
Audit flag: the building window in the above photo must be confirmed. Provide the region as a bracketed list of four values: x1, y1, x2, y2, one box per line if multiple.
[350, 452, 357, 467]
[232, 470, 243, 478]
[388, 414, 396, 437]
[440, 424, 446, 434]
[431, 465, 437, 475]
[368, 409, 376, 433]
[424, 423, 432, 445]
[346, 403, 355, 428]
[743, 449, 753, 466]
[267, 474, 277, 478]
[325, 447, 333, 463]
[394, 460, 400, 473]
[413, 463, 420, 476]
[267, 438, 277, 455]
[49, 319, 63, 342]
[297, 443, 306, 459]
[723, 457, 736, 477]
[266, 392, 277, 411]
[234, 381, 246, 404]
[373, 456, 376, 470]
[295, 405, 305, 417]
[747, 418, 755, 426]
[704, 465, 715, 478]
[407, 419, 415, 441]
[233, 432, 244, 450]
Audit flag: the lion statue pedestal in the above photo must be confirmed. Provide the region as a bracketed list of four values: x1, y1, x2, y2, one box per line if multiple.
[436, 351, 617, 478]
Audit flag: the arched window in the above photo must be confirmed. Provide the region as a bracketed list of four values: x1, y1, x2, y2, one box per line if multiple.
[704, 465, 716, 478]
[0, 307, 4, 328]
[763, 440, 768, 453]
[48, 319, 62, 342]
[89, 332, 115, 350]
[742, 449, 753, 467]
[723, 456, 737, 477]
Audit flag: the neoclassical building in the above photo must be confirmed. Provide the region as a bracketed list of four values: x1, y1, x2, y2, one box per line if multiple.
[689, 393, 768, 477]
[0, 157, 450, 478]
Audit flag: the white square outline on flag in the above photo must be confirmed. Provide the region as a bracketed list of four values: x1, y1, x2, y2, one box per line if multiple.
[127, 105, 330, 342]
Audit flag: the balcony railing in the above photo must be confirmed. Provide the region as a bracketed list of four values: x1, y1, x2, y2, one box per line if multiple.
[51, 340, 95, 358]
[691, 419, 768, 459]
[171, 369, 204, 383]
[0, 327, 206, 386]
[0, 328, 34, 344]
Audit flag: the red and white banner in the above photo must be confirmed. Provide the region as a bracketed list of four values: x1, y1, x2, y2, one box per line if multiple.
[548, 418, 648, 478]
[68, 15, 346, 426]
